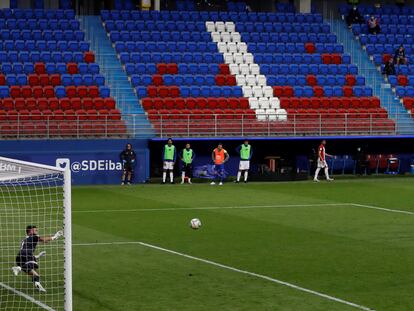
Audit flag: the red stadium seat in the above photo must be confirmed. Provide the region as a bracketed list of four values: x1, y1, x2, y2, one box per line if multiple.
[343, 86, 353, 97]
[175, 98, 185, 109]
[142, 98, 153, 110]
[32, 86, 44, 98]
[67, 63, 78, 74]
[93, 98, 104, 110]
[84, 52, 95, 63]
[34, 63, 46, 74]
[26, 98, 37, 110]
[14, 98, 25, 110]
[21, 86, 33, 98]
[215, 75, 226, 86]
[345, 74, 356, 86]
[157, 63, 167, 74]
[104, 98, 116, 109]
[166, 63, 178, 75]
[186, 98, 196, 109]
[305, 42, 315, 53]
[196, 98, 207, 109]
[39, 74, 50, 86]
[50, 74, 61, 86]
[48, 98, 59, 110]
[10, 86, 21, 98]
[43, 86, 55, 98]
[82, 98, 93, 110]
[152, 74, 163, 86]
[398, 75, 408, 86]
[59, 98, 71, 110]
[0, 74, 5, 85]
[170, 86, 180, 97]
[74, 86, 86, 98]
[219, 64, 230, 74]
[28, 74, 40, 86]
[71, 98, 82, 110]
[88, 86, 99, 98]
[66, 86, 77, 98]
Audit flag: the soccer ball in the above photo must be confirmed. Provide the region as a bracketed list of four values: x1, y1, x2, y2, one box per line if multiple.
[190, 218, 202, 230]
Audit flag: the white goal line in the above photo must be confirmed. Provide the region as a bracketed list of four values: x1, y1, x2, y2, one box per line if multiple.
[73, 241, 375, 311]
[0, 281, 56, 311]
[73, 202, 414, 216]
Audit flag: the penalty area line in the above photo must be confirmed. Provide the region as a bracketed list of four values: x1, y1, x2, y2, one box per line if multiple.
[0, 282, 56, 311]
[73, 241, 374, 311]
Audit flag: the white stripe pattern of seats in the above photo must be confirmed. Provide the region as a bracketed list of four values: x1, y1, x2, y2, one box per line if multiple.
[206, 21, 287, 120]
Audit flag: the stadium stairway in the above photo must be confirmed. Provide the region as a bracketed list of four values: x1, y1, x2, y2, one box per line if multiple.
[329, 18, 414, 135]
[79, 15, 154, 137]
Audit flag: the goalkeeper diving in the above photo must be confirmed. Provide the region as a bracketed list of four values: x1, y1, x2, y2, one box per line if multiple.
[11, 225, 63, 292]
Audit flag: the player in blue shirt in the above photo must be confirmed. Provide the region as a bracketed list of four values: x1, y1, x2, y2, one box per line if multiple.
[12, 225, 63, 292]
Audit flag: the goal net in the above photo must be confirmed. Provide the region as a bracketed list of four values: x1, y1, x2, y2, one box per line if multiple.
[0, 156, 72, 311]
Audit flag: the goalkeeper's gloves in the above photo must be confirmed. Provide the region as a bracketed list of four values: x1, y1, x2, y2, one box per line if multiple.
[35, 251, 46, 259]
[52, 230, 63, 240]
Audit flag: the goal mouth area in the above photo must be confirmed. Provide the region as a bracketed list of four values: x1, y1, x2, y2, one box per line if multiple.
[0, 156, 72, 311]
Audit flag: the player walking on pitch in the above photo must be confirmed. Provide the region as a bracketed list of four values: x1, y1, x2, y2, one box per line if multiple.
[180, 143, 195, 184]
[235, 139, 253, 183]
[162, 138, 177, 184]
[11, 225, 63, 292]
[211, 143, 229, 186]
[313, 140, 334, 182]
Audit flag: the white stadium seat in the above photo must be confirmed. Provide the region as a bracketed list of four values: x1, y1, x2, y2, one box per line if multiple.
[269, 97, 280, 109]
[225, 21, 235, 32]
[256, 75, 267, 86]
[253, 86, 264, 97]
[229, 64, 240, 75]
[243, 53, 254, 64]
[205, 21, 215, 32]
[233, 53, 244, 64]
[276, 109, 288, 121]
[221, 32, 231, 42]
[236, 75, 246, 86]
[237, 42, 248, 53]
[217, 42, 228, 53]
[242, 86, 253, 97]
[223, 52, 234, 64]
[211, 31, 220, 42]
[263, 86, 273, 97]
[249, 63, 260, 75]
[239, 64, 250, 75]
[246, 74, 257, 86]
[231, 32, 241, 42]
[259, 97, 270, 109]
[248, 98, 259, 109]
[256, 109, 267, 120]
[227, 42, 238, 53]
[215, 21, 225, 32]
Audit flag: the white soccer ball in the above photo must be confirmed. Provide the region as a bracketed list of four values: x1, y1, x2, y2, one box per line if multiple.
[190, 218, 202, 230]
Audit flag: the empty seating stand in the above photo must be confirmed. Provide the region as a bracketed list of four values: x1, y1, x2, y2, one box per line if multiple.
[101, 7, 395, 136]
[0, 8, 126, 138]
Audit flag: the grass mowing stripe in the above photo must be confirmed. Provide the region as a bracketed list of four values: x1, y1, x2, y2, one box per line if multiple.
[72, 203, 347, 213]
[0, 282, 56, 311]
[73, 241, 375, 311]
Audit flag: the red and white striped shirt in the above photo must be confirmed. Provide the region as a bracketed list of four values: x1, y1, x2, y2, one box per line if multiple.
[318, 144, 325, 161]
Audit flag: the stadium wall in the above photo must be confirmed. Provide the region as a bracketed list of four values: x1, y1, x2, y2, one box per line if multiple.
[150, 136, 414, 178]
[0, 139, 150, 184]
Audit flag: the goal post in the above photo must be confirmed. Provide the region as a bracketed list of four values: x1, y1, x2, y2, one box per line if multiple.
[0, 156, 72, 311]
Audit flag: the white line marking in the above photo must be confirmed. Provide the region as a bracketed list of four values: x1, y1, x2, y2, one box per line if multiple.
[0, 281, 56, 311]
[349, 203, 414, 216]
[73, 241, 374, 311]
[73, 203, 347, 213]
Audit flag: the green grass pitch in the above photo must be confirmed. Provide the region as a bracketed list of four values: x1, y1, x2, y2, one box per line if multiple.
[4, 177, 414, 310]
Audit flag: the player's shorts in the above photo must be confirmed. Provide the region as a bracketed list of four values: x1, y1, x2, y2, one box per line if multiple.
[317, 159, 328, 168]
[239, 160, 250, 170]
[123, 163, 133, 172]
[215, 163, 225, 172]
[16, 255, 38, 273]
[182, 163, 193, 177]
[163, 161, 174, 170]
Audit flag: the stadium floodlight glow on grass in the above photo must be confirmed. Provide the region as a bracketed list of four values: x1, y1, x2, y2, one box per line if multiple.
[0, 156, 72, 311]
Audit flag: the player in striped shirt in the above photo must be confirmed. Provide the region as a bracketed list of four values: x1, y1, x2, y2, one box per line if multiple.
[313, 140, 334, 182]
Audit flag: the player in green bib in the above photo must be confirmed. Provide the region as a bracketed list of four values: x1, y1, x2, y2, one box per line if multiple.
[235, 139, 253, 183]
[179, 143, 195, 184]
[162, 138, 176, 184]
